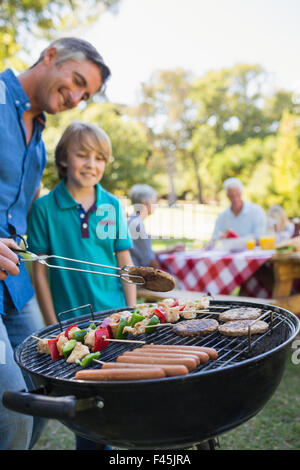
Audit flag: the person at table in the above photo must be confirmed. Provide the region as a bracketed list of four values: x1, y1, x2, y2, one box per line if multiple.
[128, 184, 184, 269]
[267, 205, 295, 243]
[211, 177, 267, 240]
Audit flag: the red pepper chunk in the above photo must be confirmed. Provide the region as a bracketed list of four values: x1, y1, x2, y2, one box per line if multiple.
[93, 327, 110, 352]
[154, 307, 167, 323]
[48, 337, 60, 361]
[64, 324, 78, 339]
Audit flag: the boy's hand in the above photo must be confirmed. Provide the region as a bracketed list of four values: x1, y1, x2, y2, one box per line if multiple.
[0, 238, 20, 280]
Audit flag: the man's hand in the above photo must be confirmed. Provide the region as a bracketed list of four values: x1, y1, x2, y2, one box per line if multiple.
[0, 238, 20, 280]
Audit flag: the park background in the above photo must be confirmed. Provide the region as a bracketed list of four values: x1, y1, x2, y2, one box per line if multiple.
[1, 0, 299, 450]
[2, 0, 300, 245]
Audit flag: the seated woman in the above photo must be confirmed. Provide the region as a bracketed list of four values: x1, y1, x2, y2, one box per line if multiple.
[267, 205, 295, 243]
[128, 184, 184, 268]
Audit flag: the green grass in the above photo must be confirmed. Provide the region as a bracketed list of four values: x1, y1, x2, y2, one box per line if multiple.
[219, 351, 300, 450]
[33, 350, 299, 450]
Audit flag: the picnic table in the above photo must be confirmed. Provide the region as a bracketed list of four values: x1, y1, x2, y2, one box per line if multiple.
[157, 248, 300, 316]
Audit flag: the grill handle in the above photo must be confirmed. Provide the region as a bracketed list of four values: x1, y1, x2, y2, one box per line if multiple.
[2, 390, 77, 420]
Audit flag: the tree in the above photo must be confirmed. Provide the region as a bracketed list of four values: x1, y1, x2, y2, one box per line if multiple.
[190, 64, 275, 150]
[131, 68, 193, 205]
[127, 63, 298, 204]
[0, 0, 120, 69]
[185, 64, 298, 202]
[271, 111, 300, 216]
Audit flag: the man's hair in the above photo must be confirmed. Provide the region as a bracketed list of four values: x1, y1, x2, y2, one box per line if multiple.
[223, 177, 244, 192]
[32, 37, 111, 92]
[129, 184, 157, 204]
[55, 121, 112, 179]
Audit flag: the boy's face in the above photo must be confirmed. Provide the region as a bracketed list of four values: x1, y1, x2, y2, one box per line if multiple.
[62, 140, 106, 189]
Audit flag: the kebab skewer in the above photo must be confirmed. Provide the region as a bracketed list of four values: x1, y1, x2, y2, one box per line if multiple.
[35, 295, 211, 366]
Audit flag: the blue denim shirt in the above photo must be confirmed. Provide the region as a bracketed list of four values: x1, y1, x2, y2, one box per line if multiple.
[0, 69, 47, 314]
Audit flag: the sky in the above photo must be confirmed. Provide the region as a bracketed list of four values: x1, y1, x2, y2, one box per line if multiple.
[80, 0, 300, 105]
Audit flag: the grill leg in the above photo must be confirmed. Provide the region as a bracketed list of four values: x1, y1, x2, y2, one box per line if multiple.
[194, 438, 220, 450]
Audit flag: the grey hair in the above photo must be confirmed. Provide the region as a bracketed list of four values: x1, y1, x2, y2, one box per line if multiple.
[223, 177, 244, 192]
[32, 37, 111, 92]
[129, 184, 157, 204]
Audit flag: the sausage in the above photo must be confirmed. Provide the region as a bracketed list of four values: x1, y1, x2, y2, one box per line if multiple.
[101, 362, 189, 377]
[142, 344, 218, 360]
[132, 347, 210, 364]
[116, 354, 197, 371]
[149, 348, 210, 364]
[75, 367, 166, 381]
[122, 350, 201, 365]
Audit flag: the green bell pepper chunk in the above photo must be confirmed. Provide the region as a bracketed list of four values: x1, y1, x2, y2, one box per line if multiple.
[145, 314, 160, 333]
[115, 317, 128, 340]
[129, 311, 145, 327]
[89, 322, 97, 330]
[76, 351, 100, 368]
[72, 328, 89, 343]
[62, 339, 77, 359]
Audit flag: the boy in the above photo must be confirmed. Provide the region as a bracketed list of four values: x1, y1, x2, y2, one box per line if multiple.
[28, 121, 136, 325]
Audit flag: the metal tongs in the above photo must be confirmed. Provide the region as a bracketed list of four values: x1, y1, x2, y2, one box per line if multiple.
[12, 236, 145, 286]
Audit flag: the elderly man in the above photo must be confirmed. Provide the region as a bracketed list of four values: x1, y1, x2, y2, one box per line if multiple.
[0, 37, 110, 450]
[211, 177, 267, 240]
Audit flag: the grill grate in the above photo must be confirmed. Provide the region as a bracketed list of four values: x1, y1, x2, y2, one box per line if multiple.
[16, 301, 298, 382]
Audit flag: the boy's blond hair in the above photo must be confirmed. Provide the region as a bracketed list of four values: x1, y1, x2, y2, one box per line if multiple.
[55, 121, 112, 179]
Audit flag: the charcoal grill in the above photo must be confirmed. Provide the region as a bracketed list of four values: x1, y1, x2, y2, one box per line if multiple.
[3, 300, 299, 449]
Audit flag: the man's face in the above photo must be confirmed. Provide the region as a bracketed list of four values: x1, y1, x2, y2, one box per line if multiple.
[227, 187, 243, 211]
[34, 48, 102, 114]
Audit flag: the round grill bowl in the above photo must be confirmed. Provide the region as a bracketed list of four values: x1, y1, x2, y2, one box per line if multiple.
[4, 300, 300, 449]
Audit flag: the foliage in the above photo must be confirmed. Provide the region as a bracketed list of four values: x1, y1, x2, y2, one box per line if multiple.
[270, 111, 300, 216]
[131, 68, 194, 204]
[129, 63, 299, 208]
[1, 2, 299, 212]
[0, 0, 120, 70]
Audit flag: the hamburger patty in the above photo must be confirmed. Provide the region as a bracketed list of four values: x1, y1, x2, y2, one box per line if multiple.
[173, 319, 219, 336]
[127, 266, 176, 292]
[218, 319, 269, 337]
[219, 307, 262, 322]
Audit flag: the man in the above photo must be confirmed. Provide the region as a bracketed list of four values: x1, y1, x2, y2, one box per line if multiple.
[211, 177, 267, 240]
[0, 37, 110, 450]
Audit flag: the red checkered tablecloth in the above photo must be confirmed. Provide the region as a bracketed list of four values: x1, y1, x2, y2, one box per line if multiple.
[158, 249, 275, 297]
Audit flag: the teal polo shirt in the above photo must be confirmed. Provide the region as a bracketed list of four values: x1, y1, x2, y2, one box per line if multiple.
[27, 180, 133, 319]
